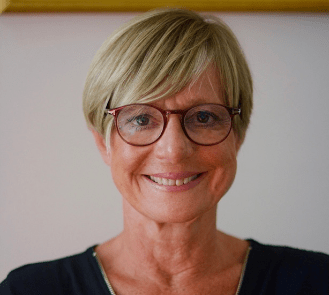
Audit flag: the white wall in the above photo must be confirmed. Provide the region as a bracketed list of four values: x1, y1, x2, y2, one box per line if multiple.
[1, 12, 328, 281]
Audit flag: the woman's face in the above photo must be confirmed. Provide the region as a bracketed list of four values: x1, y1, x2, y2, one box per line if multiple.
[102, 66, 240, 223]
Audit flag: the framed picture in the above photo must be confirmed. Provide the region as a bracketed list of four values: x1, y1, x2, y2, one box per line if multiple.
[2, 0, 329, 13]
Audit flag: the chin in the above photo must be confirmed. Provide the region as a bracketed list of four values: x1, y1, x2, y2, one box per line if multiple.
[134, 199, 218, 224]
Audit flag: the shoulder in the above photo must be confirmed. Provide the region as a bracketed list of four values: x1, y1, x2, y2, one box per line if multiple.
[251, 239, 329, 270]
[0, 245, 101, 295]
[246, 239, 329, 294]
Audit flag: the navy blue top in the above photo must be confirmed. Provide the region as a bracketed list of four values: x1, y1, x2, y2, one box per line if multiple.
[1, 239, 329, 294]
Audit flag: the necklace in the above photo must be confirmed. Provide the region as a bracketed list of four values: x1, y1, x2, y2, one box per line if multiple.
[93, 251, 117, 295]
[235, 245, 252, 295]
[93, 245, 252, 295]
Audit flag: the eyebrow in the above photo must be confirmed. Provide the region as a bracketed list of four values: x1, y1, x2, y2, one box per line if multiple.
[188, 97, 223, 107]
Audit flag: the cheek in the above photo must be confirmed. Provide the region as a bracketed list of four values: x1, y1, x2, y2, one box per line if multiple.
[212, 156, 237, 196]
[110, 130, 140, 169]
[205, 140, 238, 199]
[109, 133, 148, 195]
[110, 148, 137, 185]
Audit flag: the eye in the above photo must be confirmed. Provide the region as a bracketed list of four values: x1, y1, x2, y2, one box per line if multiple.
[128, 114, 151, 126]
[117, 105, 163, 135]
[134, 115, 149, 126]
[125, 113, 162, 132]
[197, 111, 212, 123]
[186, 111, 220, 125]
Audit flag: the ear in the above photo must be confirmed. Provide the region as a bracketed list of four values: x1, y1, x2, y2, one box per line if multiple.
[91, 129, 111, 167]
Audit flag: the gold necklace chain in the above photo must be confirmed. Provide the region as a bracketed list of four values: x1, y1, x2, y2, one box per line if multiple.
[93, 251, 117, 295]
[235, 245, 252, 295]
[93, 246, 252, 295]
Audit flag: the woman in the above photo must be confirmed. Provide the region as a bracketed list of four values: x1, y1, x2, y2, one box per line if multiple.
[1, 8, 328, 295]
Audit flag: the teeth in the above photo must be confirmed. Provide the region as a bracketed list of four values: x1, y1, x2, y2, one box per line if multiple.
[162, 178, 169, 185]
[148, 174, 199, 186]
[168, 179, 176, 186]
[176, 179, 184, 186]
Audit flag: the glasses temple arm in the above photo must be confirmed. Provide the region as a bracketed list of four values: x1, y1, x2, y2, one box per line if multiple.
[231, 108, 241, 115]
[105, 109, 115, 115]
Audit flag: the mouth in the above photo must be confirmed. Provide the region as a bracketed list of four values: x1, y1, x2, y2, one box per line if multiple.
[145, 173, 203, 186]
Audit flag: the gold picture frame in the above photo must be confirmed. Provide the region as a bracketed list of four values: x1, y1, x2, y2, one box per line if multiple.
[1, 0, 329, 13]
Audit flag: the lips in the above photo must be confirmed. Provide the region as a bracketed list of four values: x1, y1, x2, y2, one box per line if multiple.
[148, 172, 201, 179]
[147, 174, 201, 186]
[144, 172, 204, 187]
[143, 172, 206, 192]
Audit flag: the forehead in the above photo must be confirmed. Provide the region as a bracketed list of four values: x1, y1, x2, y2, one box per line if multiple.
[151, 65, 224, 110]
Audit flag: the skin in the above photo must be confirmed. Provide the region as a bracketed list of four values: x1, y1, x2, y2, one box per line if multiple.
[92, 65, 249, 295]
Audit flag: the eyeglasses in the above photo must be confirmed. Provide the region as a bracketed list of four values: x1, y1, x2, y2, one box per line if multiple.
[105, 103, 241, 146]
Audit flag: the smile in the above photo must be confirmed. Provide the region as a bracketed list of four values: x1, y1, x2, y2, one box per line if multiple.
[146, 174, 202, 186]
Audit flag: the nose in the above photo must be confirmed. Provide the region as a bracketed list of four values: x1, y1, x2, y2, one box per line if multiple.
[153, 114, 194, 163]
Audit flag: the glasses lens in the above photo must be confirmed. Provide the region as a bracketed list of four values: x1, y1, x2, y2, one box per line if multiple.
[184, 104, 232, 145]
[116, 105, 164, 145]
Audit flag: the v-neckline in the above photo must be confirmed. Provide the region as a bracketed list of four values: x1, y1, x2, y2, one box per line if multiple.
[91, 241, 253, 295]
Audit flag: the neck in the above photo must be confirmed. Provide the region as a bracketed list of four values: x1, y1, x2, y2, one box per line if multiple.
[115, 199, 233, 279]
[97, 200, 249, 294]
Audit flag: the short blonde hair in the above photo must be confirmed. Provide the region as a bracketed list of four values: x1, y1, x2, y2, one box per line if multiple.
[83, 8, 253, 146]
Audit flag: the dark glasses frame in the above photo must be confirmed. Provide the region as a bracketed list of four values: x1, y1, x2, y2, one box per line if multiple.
[105, 103, 241, 146]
